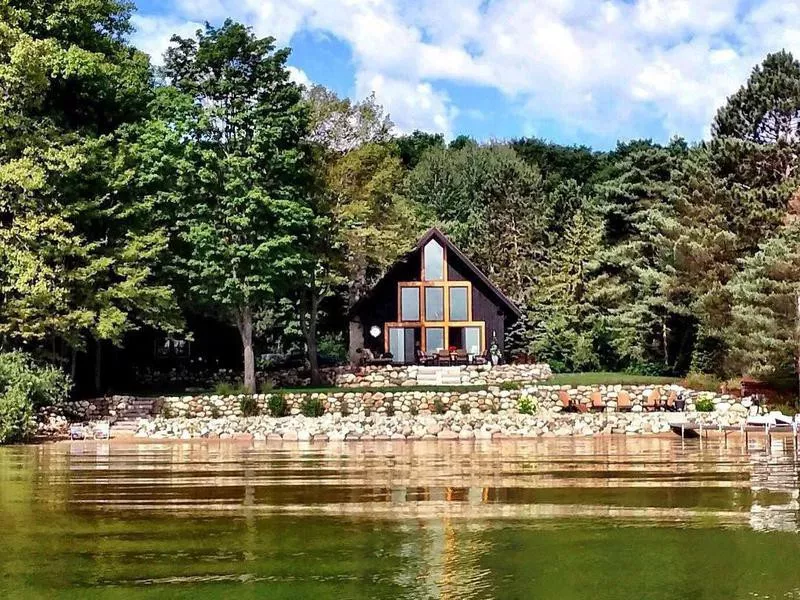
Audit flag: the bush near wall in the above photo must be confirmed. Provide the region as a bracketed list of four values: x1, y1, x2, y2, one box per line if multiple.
[0, 352, 71, 444]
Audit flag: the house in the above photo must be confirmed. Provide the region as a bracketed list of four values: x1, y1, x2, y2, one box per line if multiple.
[348, 227, 521, 364]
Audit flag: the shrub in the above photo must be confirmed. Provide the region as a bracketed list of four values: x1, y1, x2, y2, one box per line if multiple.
[460, 402, 470, 414]
[433, 398, 446, 414]
[0, 387, 36, 444]
[340, 401, 350, 417]
[267, 394, 288, 417]
[683, 372, 722, 392]
[500, 381, 523, 391]
[258, 380, 275, 394]
[239, 395, 260, 417]
[0, 352, 71, 444]
[0, 352, 71, 410]
[364, 406, 372, 417]
[518, 394, 537, 415]
[694, 394, 715, 412]
[409, 406, 419, 416]
[215, 380, 246, 395]
[300, 397, 325, 417]
[209, 406, 221, 419]
[385, 403, 395, 417]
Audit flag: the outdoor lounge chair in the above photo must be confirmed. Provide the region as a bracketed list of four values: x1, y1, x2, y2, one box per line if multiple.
[590, 391, 606, 412]
[644, 388, 661, 412]
[617, 391, 633, 412]
[69, 424, 86, 440]
[666, 391, 678, 411]
[558, 390, 578, 413]
[453, 349, 469, 365]
[436, 349, 451, 365]
[93, 422, 110, 440]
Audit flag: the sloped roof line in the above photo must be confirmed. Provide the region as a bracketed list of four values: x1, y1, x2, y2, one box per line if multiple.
[349, 227, 521, 318]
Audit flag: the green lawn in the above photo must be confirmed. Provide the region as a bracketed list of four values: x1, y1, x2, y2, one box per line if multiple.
[547, 372, 681, 386]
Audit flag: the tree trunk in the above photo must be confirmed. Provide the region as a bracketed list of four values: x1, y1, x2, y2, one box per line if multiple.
[94, 339, 102, 395]
[236, 306, 256, 394]
[299, 289, 322, 387]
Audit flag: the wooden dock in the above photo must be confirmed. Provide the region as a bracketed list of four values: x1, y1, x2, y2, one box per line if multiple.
[670, 421, 800, 445]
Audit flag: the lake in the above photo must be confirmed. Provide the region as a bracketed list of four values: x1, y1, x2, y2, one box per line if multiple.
[2, 436, 800, 599]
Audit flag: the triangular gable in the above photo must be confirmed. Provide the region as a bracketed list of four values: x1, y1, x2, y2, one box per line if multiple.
[349, 227, 521, 319]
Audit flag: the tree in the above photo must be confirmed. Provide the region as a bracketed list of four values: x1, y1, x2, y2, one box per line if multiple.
[305, 85, 392, 152]
[713, 50, 800, 144]
[395, 130, 445, 168]
[725, 223, 800, 383]
[153, 21, 314, 392]
[0, 0, 179, 390]
[591, 139, 689, 373]
[297, 87, 419, 379]
[511, 137, 607, 190]
[670, 138, 798, 375]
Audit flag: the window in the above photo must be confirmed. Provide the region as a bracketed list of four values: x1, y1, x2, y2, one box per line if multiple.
[464, 327, 481, 355]
[400, 287, 419, 321]
[388, 328, 405, 363]
[449, 287, 468, 321]
[423, 239, 444, 280]
[426, 327, 445, 352]
[425, 287, 444, 321]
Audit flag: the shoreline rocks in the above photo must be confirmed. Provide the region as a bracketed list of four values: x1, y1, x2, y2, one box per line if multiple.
[127, 409, 748, 441]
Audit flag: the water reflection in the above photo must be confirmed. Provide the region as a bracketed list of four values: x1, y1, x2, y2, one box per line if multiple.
[23, 436, 792, 531]
[3, 437, 800, 599]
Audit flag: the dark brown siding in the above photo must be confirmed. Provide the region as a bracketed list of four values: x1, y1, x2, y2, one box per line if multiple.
[472, 284, 506, 352]
[353, 251, 420, 353]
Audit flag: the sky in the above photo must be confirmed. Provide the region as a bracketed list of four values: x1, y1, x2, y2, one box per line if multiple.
[130, 0, 800, 150]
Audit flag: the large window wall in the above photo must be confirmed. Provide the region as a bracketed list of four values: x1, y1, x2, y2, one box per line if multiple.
[384, 238, 486, 359]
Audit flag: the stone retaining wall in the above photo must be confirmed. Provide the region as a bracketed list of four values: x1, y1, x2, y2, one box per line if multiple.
[62, 383, 754, 423]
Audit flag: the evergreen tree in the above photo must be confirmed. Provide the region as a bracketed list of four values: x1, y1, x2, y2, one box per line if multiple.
[591, 139, 688, 372]
[713, 50, 800, 144]
[725, 223, 800, 382]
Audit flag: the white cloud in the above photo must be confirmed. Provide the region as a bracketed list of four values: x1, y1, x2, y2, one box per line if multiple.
[287, 66, 312, 89]
[130, 0, 800, 144]
[130, 15, 203, 64]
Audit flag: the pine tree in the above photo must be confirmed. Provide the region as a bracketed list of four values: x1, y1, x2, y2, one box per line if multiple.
[591, 139, 688, 372]
[725, 223, 800, 382]
[713, 50, 800, 144]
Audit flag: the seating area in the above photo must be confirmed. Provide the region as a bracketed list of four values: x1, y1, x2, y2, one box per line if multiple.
[416, 348, 487, 366]
[558, 388, 687, 413]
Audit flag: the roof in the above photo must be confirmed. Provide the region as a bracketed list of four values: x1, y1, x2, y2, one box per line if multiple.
[348, 227, 522, 319]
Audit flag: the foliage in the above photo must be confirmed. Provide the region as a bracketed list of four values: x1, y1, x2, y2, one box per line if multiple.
[694, 395, 715, 412]
[433, 398, 446, 415]
[682, 372, 723, 392]
[459, 402, 470, 414]
[517, 394, 537, 415]
[147, 20, 313, 393]
[267, 394, 288, 417]
[713, 51, 800, 144]
[300, 397, 325, 417]
[214, 380, 246, 396]
[239, 395, 260, 417]
[500, 381, 523, 391]
[0, 352, 72, 443]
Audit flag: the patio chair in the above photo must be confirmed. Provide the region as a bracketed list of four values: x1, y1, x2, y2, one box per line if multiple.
[617, 391, 633, 412]
[558, 390, 577, 413]
[93, 422, 110, 440]
[437, 349, 451, 365]
[69, 424, 86, 440]
[645, 388, 661, 412]
[454, 349, 469, 365]
[666, 391, 677, 411]
[590, 391, 606, 412]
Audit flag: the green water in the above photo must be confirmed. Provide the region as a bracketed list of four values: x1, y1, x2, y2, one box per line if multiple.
[2, 437, 800, 599]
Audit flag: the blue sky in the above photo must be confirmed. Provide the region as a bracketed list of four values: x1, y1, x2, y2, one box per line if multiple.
[130, 0, 800, 149]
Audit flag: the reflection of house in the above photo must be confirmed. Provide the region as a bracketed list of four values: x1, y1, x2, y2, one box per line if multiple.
[348, 228, 521, 364]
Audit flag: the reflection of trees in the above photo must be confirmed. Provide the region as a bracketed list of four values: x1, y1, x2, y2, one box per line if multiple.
[748, 440, 800, 532]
